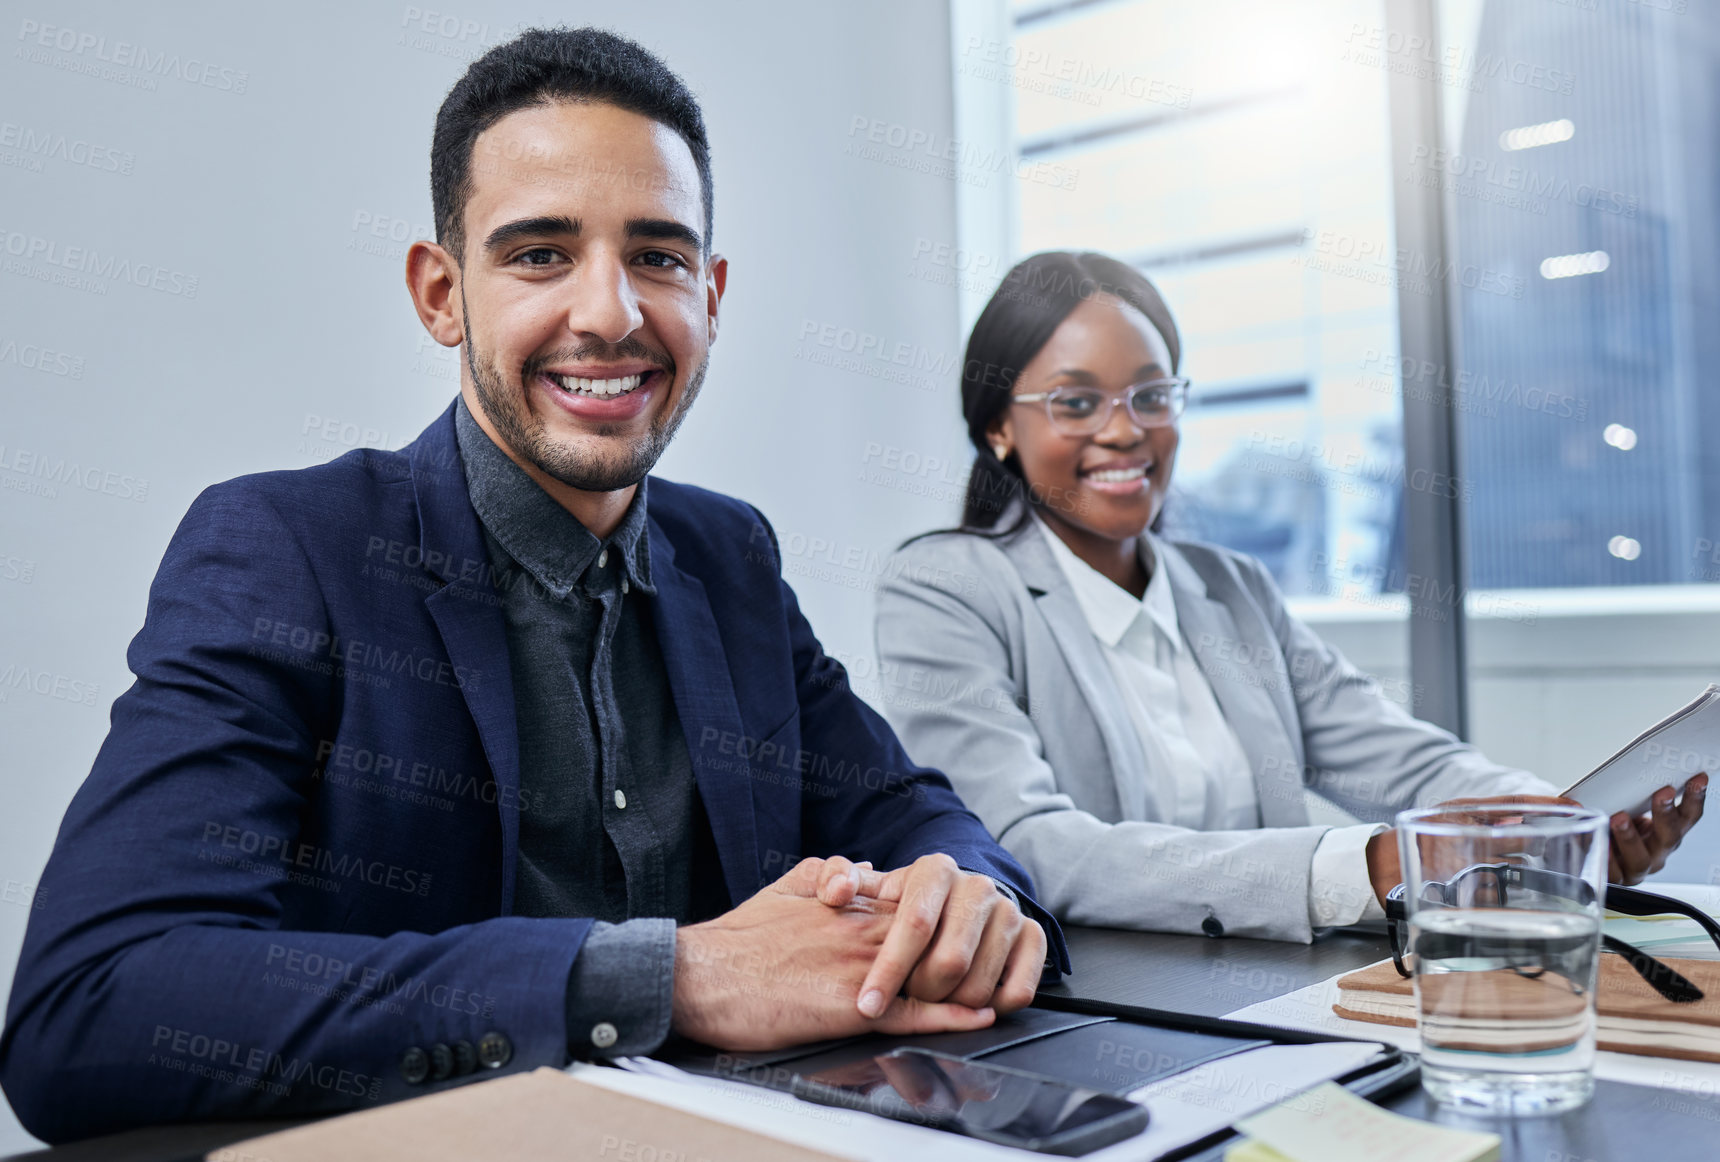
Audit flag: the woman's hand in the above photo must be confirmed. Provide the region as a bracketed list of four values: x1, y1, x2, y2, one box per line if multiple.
[1605, 774, 1707, 884]
[1364, 778, 1709, 904]
[1364, 794, 1579, 905]
[1364, 827, 1403, 908]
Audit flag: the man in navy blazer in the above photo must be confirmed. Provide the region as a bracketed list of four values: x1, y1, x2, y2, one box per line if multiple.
[0, 28, 1063, 1143]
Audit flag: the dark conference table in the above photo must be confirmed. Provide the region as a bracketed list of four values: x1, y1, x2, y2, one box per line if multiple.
[8, 925, 1717, 1160]
[1042, 926, 1720, 1162]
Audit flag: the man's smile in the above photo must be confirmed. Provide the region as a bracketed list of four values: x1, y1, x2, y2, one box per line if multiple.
[549, 371, 644, 397]
[533, 365, 667, 422]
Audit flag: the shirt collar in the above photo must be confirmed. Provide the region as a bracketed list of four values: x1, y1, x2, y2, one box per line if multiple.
[1034, 515, 1182, 652]
[454, 396, 654, 600]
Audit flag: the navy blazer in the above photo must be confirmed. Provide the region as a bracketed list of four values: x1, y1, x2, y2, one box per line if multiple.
[0, 402, 1065, 1143]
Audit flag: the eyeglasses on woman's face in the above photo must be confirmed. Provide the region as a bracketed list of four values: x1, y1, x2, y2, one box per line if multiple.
[1010, 377, 1190, 437]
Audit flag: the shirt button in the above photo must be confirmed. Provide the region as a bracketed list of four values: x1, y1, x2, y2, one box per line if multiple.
[597, 548, 609, 568]
[591, 1022, 619, 1050]
[613, 788, 627, 810]
[621, 577, 630, 595]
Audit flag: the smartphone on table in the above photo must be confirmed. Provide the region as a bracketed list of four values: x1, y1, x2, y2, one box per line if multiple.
[789, 1046, 1149, 1156]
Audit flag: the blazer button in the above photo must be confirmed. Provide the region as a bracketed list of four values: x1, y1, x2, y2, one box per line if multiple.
[591, 1022, 619, 1050]
[453, 1039, 477, 1076]
[400, 1046, 430, 1085]
[429, 1042, 454, 1082]
[477, 1031, 513, 1070]
[1201, 913, 1225, 938]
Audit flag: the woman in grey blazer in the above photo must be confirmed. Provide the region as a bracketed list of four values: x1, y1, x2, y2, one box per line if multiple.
[874, 251, 1705, 943]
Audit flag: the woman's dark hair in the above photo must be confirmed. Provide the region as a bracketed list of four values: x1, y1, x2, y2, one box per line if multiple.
[430, 27, 713, 264]
[957, 251, 1181, 533]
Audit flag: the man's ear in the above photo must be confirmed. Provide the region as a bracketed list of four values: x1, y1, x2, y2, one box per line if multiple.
[405, 240, 464, 348]
[705, 253, 728, 345]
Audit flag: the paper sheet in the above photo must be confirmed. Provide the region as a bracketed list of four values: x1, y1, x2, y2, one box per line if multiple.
[1117, 1042, 1388, 1160]
[1563, 683, 1720, 816]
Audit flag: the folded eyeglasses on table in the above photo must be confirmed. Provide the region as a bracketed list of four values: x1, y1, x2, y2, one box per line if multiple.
[1385, 863, 1720, 1005]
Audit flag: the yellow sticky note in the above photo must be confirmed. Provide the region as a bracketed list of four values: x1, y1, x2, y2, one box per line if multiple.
[1234, 1082, 1500, 1162]
[1225, 1140, 1295, 1162]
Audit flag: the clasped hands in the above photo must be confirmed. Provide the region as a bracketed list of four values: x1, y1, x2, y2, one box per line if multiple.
[671, 853, 1046, 1052]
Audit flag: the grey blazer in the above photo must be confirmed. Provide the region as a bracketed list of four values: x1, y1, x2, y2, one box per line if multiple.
[873, 511, 1554, 943]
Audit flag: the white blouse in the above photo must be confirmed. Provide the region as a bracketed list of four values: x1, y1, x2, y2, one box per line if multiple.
[1035, 516, 1386, 926]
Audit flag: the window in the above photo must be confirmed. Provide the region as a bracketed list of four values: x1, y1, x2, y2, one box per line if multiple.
[991, 0, 1410, 600]
[1434, 0, 1720, 590]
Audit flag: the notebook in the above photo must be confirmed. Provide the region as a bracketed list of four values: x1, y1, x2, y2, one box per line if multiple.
[1333, 954, 1720, 1062]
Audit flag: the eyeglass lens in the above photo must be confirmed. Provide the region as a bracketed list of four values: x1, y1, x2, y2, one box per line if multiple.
[1045, 382, 1183, 433]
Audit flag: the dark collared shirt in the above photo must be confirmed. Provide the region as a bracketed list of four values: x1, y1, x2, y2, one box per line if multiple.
[455, 399, 723, 1058]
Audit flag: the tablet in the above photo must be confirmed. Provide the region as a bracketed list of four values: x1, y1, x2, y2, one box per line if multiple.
[1563, 684, 1720, 817]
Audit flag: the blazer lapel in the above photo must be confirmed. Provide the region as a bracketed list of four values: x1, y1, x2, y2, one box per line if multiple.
[407, 403, 526, 911]
[646, 516, 760, 908]
[997, 519, 1156, 821]
[1158, 542, 1309, 827]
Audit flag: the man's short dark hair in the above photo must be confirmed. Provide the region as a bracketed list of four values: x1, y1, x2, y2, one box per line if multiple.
[430, 27, 713, 263]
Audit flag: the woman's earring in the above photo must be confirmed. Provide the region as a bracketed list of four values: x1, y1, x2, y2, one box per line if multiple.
[991, 442, 1011, 461]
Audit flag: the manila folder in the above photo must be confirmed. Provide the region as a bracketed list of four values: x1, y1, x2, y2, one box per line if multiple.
[214, 1067, 852, 1162]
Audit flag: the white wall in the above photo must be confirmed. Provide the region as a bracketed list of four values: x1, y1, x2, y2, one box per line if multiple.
[0, 1, 975, 1149]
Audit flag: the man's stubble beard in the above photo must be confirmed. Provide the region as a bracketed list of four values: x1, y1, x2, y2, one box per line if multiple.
[462, 305, 707, 493]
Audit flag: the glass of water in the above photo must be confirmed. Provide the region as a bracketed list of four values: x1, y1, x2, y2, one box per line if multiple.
[1393, 803, 1609, 1115]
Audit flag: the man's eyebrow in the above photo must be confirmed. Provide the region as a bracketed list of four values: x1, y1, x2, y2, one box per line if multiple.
[482, 215, 580, 253]
[626, 217, 702, 251]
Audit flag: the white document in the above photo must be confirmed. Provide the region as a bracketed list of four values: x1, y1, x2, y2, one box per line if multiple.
[1116, 1041, 1387, 1160]
[1563, 683, 1720, 816]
